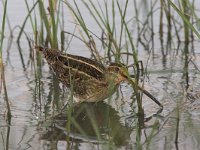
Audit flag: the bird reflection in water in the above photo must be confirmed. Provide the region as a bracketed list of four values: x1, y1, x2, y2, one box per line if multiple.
[40, 102, 132, 148]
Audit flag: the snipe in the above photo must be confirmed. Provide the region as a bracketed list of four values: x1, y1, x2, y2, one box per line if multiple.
[35, 46, 128, 103]
[35, 46, 162, 108]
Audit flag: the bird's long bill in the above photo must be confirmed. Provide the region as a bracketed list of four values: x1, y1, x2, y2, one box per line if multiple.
[129, 79, 163, 108]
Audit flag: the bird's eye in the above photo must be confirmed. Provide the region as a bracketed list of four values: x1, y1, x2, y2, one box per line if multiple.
[115, 67, 120, 72]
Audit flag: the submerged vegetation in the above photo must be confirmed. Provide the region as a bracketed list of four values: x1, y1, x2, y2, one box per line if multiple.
[1, 0, 200, 149]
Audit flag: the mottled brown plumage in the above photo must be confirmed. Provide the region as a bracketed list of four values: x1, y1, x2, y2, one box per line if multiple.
[35, 46, 128, 102]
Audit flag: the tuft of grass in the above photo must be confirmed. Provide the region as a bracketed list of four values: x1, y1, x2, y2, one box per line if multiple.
[18, 0, 62, 48]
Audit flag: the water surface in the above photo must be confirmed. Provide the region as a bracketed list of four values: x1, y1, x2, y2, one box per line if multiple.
[1, 0, 200, 150]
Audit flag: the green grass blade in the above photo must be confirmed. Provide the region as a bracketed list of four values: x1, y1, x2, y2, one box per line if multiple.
[38, 0, 52, 46]
[0, 0, 11, 119]
[0, 0, 8, 52]
[17, 1, 38, 42]
[49, 0, 58, 48]
[168, 0, 200, 39]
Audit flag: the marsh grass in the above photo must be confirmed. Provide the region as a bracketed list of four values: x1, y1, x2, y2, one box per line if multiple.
[168, 0, 200, 39]
[0, 0, 12, 147]
[0, 0, 11, 119]
[17, 0, 38, 43]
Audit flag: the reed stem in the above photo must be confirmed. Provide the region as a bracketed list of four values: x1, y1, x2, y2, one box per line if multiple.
[0, 0, 11, 119]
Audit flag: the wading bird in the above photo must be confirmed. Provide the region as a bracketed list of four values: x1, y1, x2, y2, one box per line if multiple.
[35, 46, 162, 108]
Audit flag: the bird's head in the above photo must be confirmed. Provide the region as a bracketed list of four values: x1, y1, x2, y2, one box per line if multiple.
[107, 63, 129, 84]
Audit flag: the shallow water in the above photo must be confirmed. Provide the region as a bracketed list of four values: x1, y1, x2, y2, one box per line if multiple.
[1, 0, 200, 150]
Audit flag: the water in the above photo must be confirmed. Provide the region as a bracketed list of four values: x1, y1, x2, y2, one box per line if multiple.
[1, 0, 200, 149]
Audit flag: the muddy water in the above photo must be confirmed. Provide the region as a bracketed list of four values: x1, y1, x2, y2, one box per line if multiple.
[1, 1, 200, 150]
